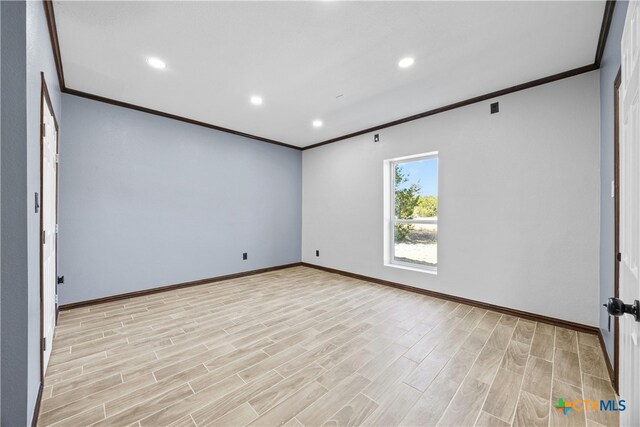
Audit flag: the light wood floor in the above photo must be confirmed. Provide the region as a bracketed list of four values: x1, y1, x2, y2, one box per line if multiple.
[39, 266, 618, 427]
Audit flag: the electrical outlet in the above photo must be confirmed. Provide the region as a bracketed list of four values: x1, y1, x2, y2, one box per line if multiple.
[316, 250, 320, 257]
[243, 252, 248, 260]
[490, 102, 499, 114]
[374, 134, 379, 142]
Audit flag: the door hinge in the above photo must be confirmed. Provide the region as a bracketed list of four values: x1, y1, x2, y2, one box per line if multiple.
[55, 294, 59, 305]
[55, 154, 59, 163]
[617, 252, 622, 262]
[35, 192, 40, 213]
[55, 224, 59, 234]
[42, 337, 46, 351]
[42, 123, 46, 137]
[42, 230, 46, 244]
[611, 180, 615, 198]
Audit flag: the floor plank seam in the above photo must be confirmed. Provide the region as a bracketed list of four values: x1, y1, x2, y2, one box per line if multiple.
[467, 314, 506, 427]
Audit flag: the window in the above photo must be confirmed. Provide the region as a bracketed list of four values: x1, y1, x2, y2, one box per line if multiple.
[385, 152, 438, 272]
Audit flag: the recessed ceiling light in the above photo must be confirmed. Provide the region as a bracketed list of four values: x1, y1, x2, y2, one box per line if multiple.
[250, 96, 263, 105]
[398, 57, 415, 68]
[312, 120, 323, 128]
[146, 57, 166, 70]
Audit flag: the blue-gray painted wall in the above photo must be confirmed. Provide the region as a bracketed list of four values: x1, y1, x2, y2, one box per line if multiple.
[2, 1, 62, 424]
[1, 0, 62, 422]
[58, 95, 302, 305]
[26, 1, 63, 421]
[1, 2, 29, 425]
[600, 0, 628, 364]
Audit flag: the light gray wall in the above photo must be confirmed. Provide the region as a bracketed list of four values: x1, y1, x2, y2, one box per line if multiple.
[1, 1, 29, 425]
[599, 1, 628, 364]
[59, 95, 302, 305]
[302, 71, 600, 326]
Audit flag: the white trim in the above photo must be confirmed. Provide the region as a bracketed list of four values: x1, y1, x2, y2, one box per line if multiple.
[384, 151, 439, 273]
[385, 261, 437, 275]
[387, 150, 438, 163]
[394, 218, 438, 224]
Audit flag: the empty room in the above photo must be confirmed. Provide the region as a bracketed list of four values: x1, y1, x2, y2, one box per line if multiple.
[2, 0, 640, 426]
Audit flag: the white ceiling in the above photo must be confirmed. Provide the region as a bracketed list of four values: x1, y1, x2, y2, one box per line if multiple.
[54, 1, 605, 148]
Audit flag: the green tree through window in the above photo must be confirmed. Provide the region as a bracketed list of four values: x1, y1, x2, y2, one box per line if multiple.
[394, 164, 421, 242]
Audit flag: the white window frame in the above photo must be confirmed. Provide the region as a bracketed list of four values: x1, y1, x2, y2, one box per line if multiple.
[383, 151, 438, 274]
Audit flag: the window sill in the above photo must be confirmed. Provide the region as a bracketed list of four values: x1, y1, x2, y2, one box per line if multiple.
[385, 262, 437, 275]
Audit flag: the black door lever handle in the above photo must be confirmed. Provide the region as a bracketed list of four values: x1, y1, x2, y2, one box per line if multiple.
[604, 297, 640, 322]
[602, 303, 612, 332]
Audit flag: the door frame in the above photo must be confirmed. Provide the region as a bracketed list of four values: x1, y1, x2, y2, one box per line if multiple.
[39, 72, 59, 381]
[613, 66, 621, 394]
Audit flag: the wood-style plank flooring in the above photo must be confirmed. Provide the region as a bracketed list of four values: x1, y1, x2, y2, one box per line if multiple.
[39, 266, 618, 427]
